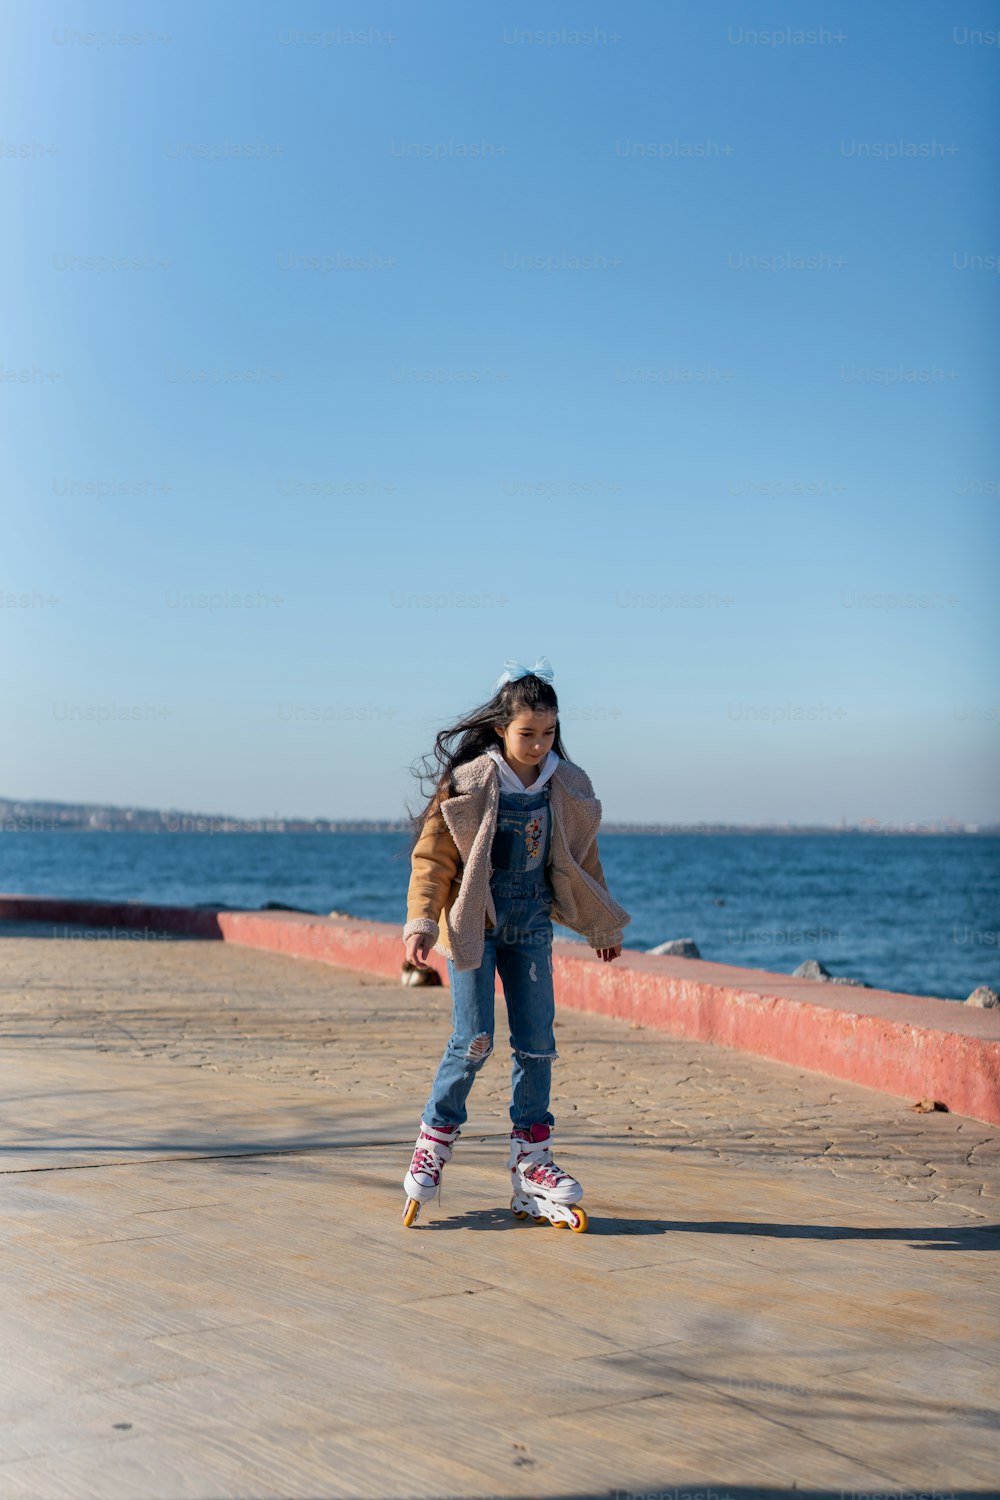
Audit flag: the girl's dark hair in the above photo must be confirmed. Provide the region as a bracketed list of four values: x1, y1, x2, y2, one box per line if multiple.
[405, 673, 569, 847]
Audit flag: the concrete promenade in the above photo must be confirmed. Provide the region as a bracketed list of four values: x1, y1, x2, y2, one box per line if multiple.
[2, 918, 998, 1500]
[4, 898, 995, 1128]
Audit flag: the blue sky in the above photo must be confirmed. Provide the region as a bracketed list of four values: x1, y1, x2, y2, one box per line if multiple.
[2, 1, 998, 825]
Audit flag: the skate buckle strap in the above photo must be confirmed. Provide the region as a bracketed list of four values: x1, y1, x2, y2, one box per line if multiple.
[514, 1138, 553, 1165]
[420, 1121, 460, 1147]
[417, 1134, 455, 1161]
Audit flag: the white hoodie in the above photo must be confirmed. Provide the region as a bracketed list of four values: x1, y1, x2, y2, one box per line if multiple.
[485, 746, 560, 795]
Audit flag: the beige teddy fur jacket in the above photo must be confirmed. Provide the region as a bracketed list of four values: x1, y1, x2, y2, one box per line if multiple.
[403, 752, 631, 971]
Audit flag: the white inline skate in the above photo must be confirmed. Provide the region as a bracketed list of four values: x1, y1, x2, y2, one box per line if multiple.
[402, 1119, 460, 1227]
[509, 1123, 588, 1232]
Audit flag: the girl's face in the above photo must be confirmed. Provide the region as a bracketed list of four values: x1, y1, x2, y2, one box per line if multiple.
[495, 707, 558, 770]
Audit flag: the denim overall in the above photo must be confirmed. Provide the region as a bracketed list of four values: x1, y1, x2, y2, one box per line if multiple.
[423, 782, 557, 1132]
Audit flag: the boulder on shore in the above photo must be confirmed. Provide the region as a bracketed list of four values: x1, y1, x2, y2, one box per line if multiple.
[965, 986, 999, 1008]
[647, 938, 701, 959]
[794, 958, 831, 980]
[793, 958, 869, 988]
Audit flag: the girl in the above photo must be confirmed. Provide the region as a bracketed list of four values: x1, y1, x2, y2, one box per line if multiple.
[401, 656, 631, 1231]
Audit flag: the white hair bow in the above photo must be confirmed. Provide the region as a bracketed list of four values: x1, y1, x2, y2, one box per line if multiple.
[491, 656, 555, 694]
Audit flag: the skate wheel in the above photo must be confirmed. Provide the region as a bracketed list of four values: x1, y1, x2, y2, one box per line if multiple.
[402, 1197, 421, 1228]
[569, 1206, 588, 1233]
[510, 1197, 528, 1220]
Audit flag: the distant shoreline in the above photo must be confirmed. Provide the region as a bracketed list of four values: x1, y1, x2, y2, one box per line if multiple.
[1, 799, 993, 837]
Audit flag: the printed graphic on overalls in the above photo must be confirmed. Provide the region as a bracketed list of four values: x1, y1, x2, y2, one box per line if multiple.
[524, 814, 544, 860]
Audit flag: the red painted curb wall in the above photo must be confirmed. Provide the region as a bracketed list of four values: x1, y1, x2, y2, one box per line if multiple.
[3, 894, 998, 1127]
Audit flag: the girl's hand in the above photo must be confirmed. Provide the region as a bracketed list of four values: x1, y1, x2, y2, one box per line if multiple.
[405, 933, 433, 970]
[597, 944, 622, 963]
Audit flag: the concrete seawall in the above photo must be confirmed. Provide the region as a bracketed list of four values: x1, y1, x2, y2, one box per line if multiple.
[3, 892, 998, 1127]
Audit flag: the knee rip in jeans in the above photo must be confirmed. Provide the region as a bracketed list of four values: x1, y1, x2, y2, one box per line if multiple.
[464, 1031, 493, 1065]
[513, 1046, 558, 1062]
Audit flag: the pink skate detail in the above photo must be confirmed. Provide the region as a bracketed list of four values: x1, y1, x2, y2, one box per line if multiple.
[409, 1145, 443, 1184]
[510, 1123, 581, 1201]
[404, 1120, 460, 1204]
[509, 1122, 583, 1217]
[523, 1160, 572, 1190]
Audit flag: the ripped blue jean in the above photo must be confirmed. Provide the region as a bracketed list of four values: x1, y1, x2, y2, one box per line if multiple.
[422, 871, 557, 1133]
